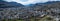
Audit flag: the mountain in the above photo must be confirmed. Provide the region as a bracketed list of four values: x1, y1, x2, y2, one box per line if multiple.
[0, 0, 24, 8]
[7, 2, 24, 7]
[29, 1, 60, 6]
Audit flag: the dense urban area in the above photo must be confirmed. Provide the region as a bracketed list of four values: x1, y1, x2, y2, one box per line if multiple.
[0, 0, 60, 21]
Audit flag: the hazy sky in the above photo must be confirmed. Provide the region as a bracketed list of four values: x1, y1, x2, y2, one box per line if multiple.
[3, 0, 60, 5]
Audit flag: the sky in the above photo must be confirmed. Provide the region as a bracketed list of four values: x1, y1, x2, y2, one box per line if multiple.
[3, 0, 60, 5]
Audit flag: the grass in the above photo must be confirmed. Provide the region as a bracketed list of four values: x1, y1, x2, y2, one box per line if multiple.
[39, 15, 56, 21]
[1, 18, 23, 21]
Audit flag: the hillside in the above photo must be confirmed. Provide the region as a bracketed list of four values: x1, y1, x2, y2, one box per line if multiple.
[0, 0, 24, 8]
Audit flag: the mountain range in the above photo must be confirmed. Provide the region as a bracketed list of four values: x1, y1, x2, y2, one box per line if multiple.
[0, 0, 24, 8]
[0, 0, 60, 8]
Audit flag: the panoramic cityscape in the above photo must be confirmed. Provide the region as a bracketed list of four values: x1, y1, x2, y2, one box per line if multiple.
[0, 0, 60, 21]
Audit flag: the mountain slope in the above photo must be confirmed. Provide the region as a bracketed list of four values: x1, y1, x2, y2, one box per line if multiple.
[0, 0, 24, 8]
